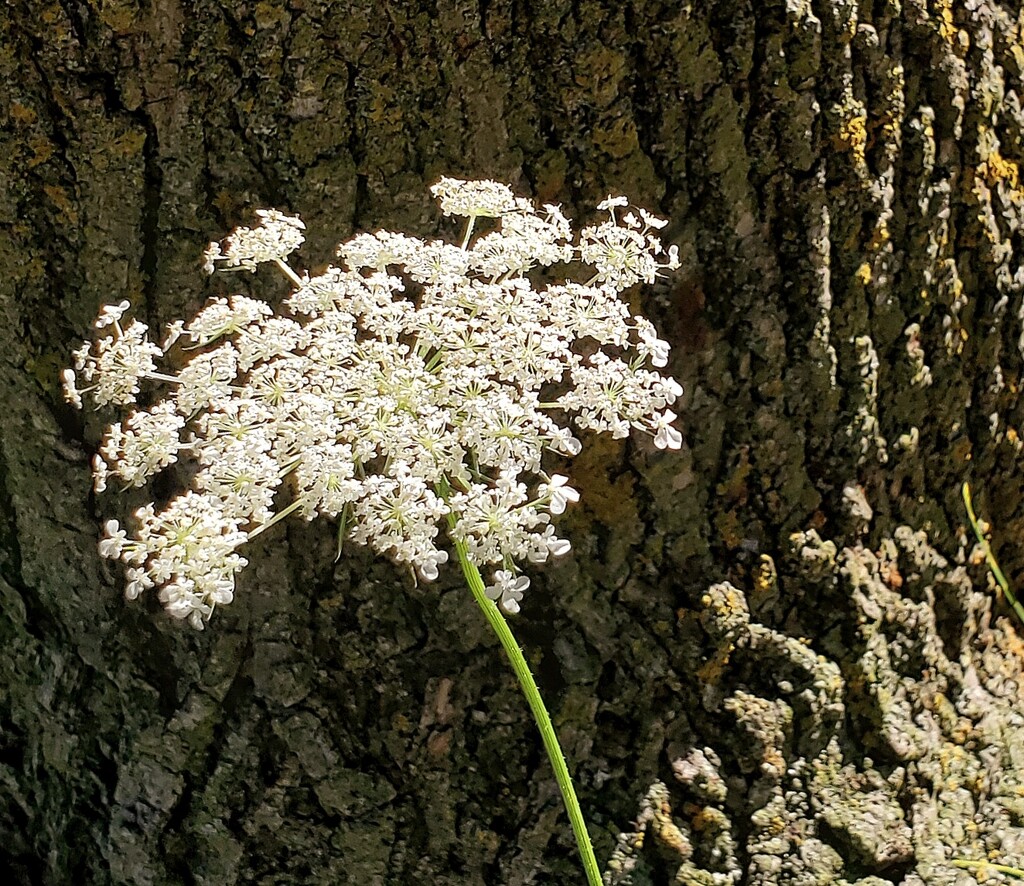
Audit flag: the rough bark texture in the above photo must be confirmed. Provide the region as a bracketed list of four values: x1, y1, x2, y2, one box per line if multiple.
[3, 0, 1024, 883]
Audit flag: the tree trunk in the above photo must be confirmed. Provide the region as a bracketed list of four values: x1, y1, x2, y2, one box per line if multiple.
[3, 0, 1024, 883]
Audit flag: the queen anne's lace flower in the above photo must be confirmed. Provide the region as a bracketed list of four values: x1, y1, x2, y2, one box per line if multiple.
[486, 569, 530, 614]
[204, 209, 306, 273]
[99, 402, 186, 487]
[430, 177, 518, 218]
[70, 319, 163, 408]
[65, 179, 682, 625]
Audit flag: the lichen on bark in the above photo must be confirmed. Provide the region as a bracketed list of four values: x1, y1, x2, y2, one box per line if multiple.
[4, 0, 1024, 882]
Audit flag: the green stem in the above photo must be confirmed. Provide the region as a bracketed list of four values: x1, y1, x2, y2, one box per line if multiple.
[962, 482, 1024, 626]
[952, 859, 1024, 878]
[438, 482, 602, 885]
[275, 257, 305, 287]
[460, 216, 477, 251]
[247, 498, 304, 540]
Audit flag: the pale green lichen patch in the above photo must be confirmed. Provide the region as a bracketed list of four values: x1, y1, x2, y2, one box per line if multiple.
[610, 491, 1024, 884]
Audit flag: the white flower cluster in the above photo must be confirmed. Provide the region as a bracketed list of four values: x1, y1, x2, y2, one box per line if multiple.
[64, 180, 682, 628]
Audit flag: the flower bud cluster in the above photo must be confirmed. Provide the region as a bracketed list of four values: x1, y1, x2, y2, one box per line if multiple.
[64, 180, 682, 628]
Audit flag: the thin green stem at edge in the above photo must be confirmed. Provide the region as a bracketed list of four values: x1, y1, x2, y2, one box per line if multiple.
[438, 481, 602, 886]
[962, 481, 1024, 626]
[952, 858, 1024, 878]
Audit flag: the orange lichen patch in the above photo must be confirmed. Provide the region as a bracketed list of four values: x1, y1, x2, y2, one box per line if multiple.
[991, 617, 1024, 664]
[696, 643, 733, 686]
[690, 806, 720, 833]
[714, 509, 744, 550]
[10, 101, 38, 126]
[27, 137, 55, 168]
[42, 184, 78, 224]
[882, 561, 903, 591]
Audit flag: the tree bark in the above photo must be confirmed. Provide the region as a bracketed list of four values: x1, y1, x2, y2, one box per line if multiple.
[3, 0, 1024, 883]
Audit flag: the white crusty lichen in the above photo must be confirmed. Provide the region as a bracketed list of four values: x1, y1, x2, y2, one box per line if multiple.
[846, 335, 888, 465]
[903, 322, 933, 387]
[610, 492, 1024, 884]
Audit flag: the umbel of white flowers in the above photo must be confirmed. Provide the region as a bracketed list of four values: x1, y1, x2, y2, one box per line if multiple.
[63, 179, 682, 629]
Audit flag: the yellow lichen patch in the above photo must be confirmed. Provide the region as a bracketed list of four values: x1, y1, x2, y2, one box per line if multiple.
[368, 84, 400, 124]
[652, 808, 690, 856]
[710, 583, 746, 619]
[761, 746, 787, 777]
[978, 149, 1024, 204]
[593, 116, 642, 161]
[569, 434, 637, 526]
[754, 555, 777, 596]
[833, 111, 868, 167]
[868, 220, 890, 251]
[855, 262, 872, 285]
[91, 130, 146, 171]
[981, 150, 1021, 189]
[254, 0, 290, 29]
[716, 448, 752, 505]
[932, 0, 969, 52]
[877, 67, 905, 141]
[937, 0, 957, 44]
[714, 509, 743, 550]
